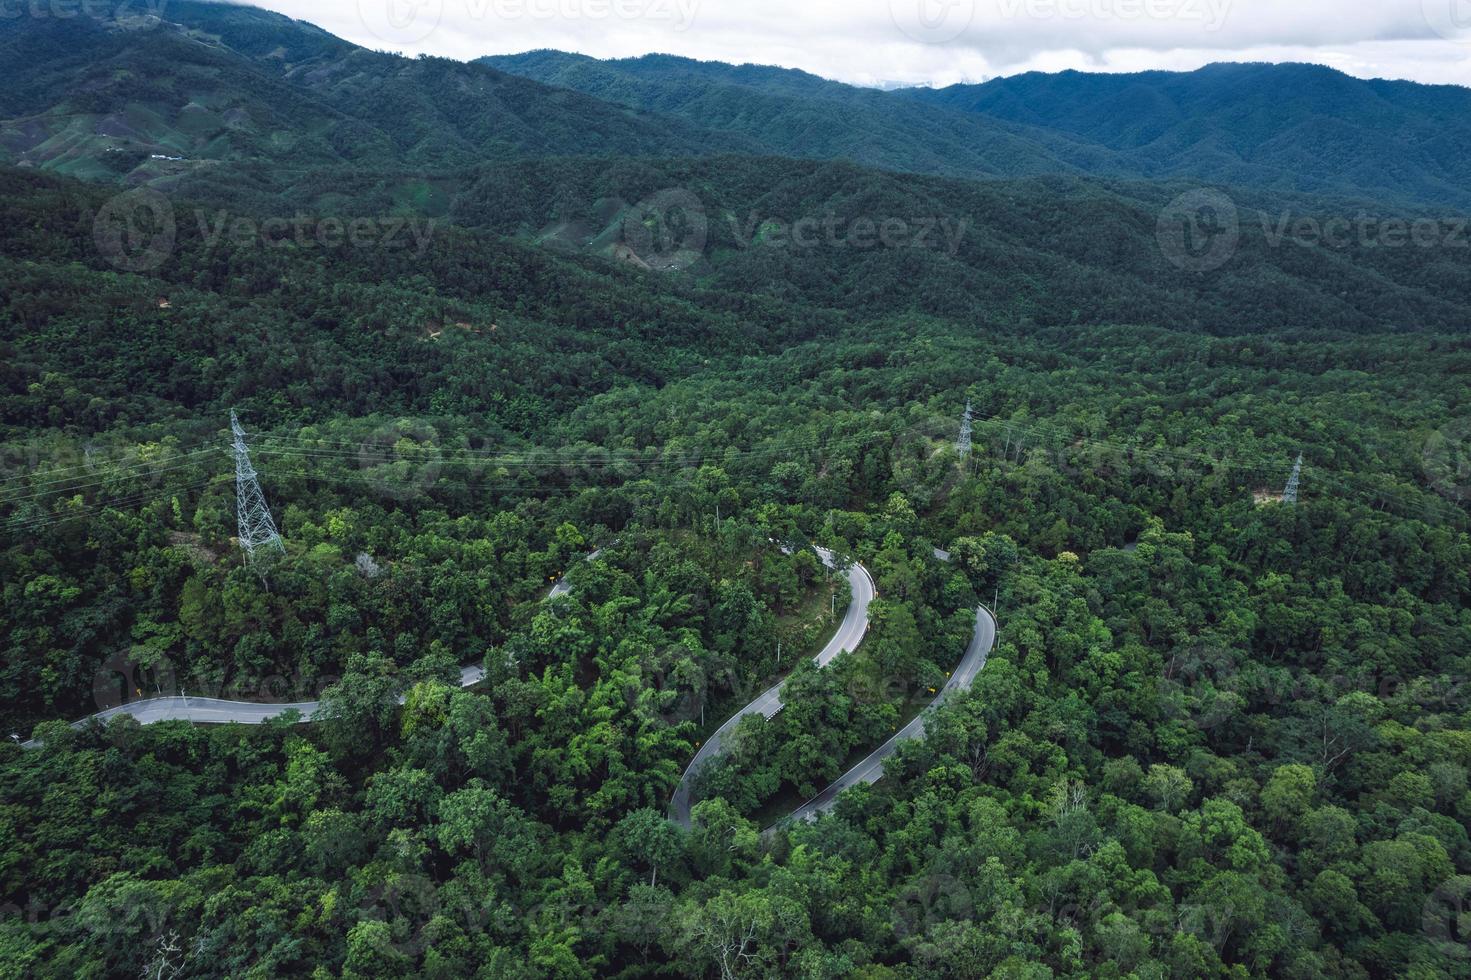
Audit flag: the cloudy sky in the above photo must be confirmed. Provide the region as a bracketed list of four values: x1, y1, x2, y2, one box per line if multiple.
[252, 0, 1471, 88]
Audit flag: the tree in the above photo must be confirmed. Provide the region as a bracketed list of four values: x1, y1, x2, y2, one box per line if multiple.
[344, 920, 411, 979]
[318, 652, 404, 757]
[612, 808, 684, 888]
[680, 889, 812, 980]
[1143, 764, 1194, 813]
[688, 799, 760, 878]
[1261, 764, 1317, 830]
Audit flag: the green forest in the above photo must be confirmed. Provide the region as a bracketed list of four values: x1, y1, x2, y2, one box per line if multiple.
[4, 158, 1470, 976]
[3, 3, 1471, 978]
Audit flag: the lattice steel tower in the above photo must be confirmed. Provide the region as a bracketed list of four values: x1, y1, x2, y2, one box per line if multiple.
[231, 410, 284, 559]
[1283, 452, 1303, 505]
[956, 400, 974, 460]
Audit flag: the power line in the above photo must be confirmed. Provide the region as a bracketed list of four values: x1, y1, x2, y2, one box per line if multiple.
[956, 400, 974, 460]
[1, 411, 1464, 537]
[962, 413, 1460, 526]
[0, 454, 217, 505]
[256, 429, 886, 461]
[231, 411, 284, 561]
[0, 477, 219, 535]
[0, 446, 215, 491]
[1283, 453, 1304, 506]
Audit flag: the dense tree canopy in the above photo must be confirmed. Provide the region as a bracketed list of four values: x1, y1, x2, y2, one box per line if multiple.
[1, 9, 1470, 971]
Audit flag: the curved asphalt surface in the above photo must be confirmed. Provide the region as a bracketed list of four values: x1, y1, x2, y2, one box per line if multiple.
[22, 550, 602, 747]
[669, 547, 876, 826]
[779, 603, 996, 827]
[26, 541, 997, 834]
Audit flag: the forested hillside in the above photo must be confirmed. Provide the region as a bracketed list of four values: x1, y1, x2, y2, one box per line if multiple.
[0, 3, 748, 191]
[478, 51, 1117, 180]
[2, 3, 1471, 978]
[909, 64, 1471, 209]
[3, 159, 1471, 976]
[450, 155, 1471, 332]
[487, 52, 1471, 210]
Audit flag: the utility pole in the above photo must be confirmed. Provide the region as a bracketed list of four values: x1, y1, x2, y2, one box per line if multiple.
[956, 399, 974, 460]
[1283, 452, 1303, 505]
[231, 411, 284, 561]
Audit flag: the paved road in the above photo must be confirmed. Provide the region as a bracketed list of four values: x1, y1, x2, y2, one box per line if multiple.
[77, 696, 324, 728]
[779, 603, 997, 827]
[548, 548, 602, 600]
[29, 541, 996, 834]
[668, 547, 876, 827]
[23, 550, 605, 747]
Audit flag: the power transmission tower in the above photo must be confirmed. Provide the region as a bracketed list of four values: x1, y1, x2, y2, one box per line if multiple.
[956, 399, 974, 460]
[1282, 452, 1303, 505]
[231, 410, 284, 560]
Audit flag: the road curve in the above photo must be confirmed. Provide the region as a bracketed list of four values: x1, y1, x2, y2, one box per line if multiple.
[22, 550, 604, 747]
[668, 547, 876, 827]
[28, 543, 995, 835]
[777, 603, 997, 828]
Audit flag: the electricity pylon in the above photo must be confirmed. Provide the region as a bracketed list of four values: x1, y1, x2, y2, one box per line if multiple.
[956, 400, 974, 460]
[231, 410, 284, 560]
[1283, 452, 1303, 505]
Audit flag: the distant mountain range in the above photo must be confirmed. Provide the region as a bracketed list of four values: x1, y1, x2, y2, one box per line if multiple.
[3, 4, 1469, 211]
[479, 50, 1119, 182]
[1, 1, 1468, 337]
[485, 51, 1471, 210]
[0, 3, 747, 188]
[908, 64, 1471, 209]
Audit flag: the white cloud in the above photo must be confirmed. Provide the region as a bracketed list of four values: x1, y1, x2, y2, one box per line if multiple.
[247, 0, 1471, 88]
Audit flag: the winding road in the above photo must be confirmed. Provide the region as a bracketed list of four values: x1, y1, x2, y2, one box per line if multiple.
[21, 552, 602, 747]
[26, 543, 998, 833]
[32, 660, 491, 740]
[780, 604, 996, 827]
[670, 548, 998, 829]
[669, 547, 876, 826]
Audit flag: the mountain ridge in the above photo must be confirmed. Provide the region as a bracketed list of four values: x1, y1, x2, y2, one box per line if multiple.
[0, 3, 754, 187]
[487, 50, 1471, 209]
[7, 2, 1470, 211]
